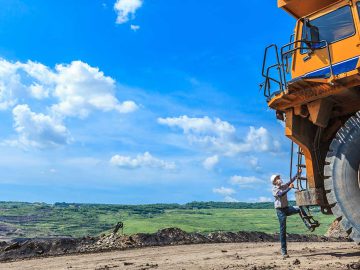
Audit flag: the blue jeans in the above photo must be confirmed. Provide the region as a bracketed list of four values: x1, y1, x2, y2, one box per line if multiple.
[276, 206, 300, 255]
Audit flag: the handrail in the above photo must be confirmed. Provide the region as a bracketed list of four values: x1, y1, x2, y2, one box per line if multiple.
[260, 39, 334, 100]
[263, 64, 283, 97]
[261, 44, 286, 98]
[280, 39, 334, 86]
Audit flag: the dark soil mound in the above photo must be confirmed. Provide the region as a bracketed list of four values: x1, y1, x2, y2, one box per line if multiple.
[0, 237, 96, 262]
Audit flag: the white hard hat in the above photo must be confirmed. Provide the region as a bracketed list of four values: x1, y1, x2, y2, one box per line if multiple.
[270, 174, 280, 184]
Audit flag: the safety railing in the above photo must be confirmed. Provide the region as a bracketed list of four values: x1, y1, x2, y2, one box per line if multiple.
[260, 39, 334, 101]
[260, 44, 286, 99]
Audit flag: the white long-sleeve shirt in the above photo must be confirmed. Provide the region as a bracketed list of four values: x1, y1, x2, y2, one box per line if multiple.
[272, 183, 290, 208]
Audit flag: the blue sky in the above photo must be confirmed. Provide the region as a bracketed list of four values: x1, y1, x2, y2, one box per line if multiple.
[0, 0, 297, 204]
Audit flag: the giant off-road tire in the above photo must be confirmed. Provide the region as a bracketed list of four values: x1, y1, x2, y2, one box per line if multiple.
[324, 112, 360, 244]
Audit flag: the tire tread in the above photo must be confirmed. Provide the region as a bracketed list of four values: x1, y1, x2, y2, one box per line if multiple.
[325, 113, 360, 244]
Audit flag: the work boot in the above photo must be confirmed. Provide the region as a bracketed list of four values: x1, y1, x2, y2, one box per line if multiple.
[282, 253, 290, 259]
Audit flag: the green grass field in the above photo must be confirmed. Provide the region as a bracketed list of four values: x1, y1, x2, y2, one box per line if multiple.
[115, 209, 334, 236]
[0, 202, 335, 238]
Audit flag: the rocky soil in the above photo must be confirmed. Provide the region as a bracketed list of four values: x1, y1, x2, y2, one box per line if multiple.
[0, 227, 350, 262]
[325, 219, 350, 238]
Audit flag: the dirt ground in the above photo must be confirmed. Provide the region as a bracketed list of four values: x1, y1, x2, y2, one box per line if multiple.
[2, 228, 344, 262]
[2, 242, 359, 270]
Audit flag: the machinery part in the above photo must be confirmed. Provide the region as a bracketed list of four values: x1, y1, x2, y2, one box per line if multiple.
[299, 206, 320, 232]
[113, 221, 124, 235]
[295, 188, 326, 206]
[324, 112, 360, 244]
[285, 109, 329, 191]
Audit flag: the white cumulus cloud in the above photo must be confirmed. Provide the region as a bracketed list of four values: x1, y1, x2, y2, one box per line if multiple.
[0, 60, 53, 103]
[51, 61, 138, 118]
[29, 83, 49, 99]
[244, 127, 281, 152]
[0, 59, 138, 118]
[158, 115, 235, 137]
[114, 0, 143, 24]
[11, 104, 71, 148]
[20, 60, 56, 85]
[203, 155, 219, 170]
[0, 59, 138, 148]
[230, 175, 264, 188]
[213, 186, 235, 196]
[158, 115, 280, 156]
[110, 152, 176, 170]
[0, 59, 23, 110]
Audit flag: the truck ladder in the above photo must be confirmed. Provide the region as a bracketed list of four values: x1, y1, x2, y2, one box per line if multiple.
[291, 143, 320, 231]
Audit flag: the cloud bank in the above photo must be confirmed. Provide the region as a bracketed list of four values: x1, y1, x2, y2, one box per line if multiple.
[0, 58, 137, 148]
[158, 115, 280, 156]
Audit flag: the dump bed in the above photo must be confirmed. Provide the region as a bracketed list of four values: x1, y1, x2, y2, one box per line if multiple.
[278, 0, 341, 18]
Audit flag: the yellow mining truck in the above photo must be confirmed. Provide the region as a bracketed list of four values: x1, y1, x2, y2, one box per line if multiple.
[261, 0, 360, 243]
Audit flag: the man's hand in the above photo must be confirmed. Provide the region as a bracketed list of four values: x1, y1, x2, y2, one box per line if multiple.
[298, 168, 302, 175]
[289, 183, 294, 189]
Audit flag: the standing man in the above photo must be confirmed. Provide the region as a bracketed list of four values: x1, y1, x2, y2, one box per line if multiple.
[271, 170, 310, 258]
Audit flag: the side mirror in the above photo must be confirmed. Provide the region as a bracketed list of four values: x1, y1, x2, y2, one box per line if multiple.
[308, 25, 321, 50]
[303, 19, 321, 52]
[309, 25, 320, 45]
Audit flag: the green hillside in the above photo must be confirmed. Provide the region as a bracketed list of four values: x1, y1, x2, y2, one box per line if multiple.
[0, 201, 334, 238]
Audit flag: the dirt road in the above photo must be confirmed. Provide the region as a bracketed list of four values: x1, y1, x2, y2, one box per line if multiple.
[2, 242, 359, 270]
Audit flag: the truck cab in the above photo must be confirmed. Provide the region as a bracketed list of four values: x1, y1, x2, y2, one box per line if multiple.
[290, 0, 360, 81]
[263, 0, 360, 111]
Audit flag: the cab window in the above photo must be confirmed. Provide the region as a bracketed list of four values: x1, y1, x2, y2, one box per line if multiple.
[301, 5, 355, 52]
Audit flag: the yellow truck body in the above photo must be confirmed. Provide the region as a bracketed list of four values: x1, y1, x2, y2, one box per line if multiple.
[262, 0, 360, 242]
